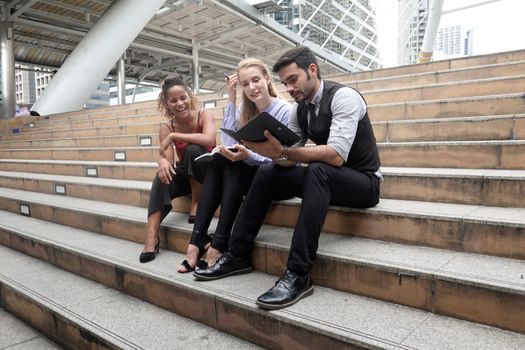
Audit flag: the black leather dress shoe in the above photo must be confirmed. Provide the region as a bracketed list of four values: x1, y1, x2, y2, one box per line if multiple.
[256, 269, 313, 310]
[193, 252, 252, 281]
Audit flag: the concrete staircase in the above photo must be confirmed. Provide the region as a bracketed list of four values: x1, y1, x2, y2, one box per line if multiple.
[1, 49, 525, 349]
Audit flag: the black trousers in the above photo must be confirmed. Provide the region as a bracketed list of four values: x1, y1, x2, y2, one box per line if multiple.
[229, 162, 380, 276]
[147, 144, 209, 221]
[190, 157, 259, 252]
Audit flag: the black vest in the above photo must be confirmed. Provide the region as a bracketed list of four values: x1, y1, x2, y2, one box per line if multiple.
[297, 80, 381, 173]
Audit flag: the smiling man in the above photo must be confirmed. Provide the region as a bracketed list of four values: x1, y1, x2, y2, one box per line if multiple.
[194, 46, 382, 310]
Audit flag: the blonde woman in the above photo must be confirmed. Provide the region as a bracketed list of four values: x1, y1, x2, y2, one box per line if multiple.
[140, 77, 216, 263]
[177, 58, 292, 272]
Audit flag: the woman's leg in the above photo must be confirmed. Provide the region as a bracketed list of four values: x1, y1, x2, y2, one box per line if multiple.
[142, 173, 191, 259]
[189, 179, 202, 217]
[179, 158, 226, 272]
[206, 162, 259, 266]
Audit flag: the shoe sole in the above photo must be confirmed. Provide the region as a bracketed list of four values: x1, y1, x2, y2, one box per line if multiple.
[256, 285, 314, 310]
[193, 266, 253, 281]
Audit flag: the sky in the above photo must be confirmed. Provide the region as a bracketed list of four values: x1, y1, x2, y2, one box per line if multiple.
[372, 0, 525, 67]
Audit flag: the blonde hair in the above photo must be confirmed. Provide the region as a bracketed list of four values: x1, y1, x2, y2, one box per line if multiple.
[237, 58, 277, 127]
[157, 76, 199, 119]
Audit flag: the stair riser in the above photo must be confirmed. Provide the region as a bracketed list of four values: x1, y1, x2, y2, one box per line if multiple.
[0, 135, 157, 149]
[0, 229, 360, 350]
[0, 284, 117, 350]
[369, 95, 525, 121]
[344, 50, 525, 81]
[379, 143, 525, 169]
[382, 175, 525, 207]
[0, 148, 158, 162]
[1, 143, 523, 168]
[0, 181, 525, 259]
[264, 202, 525, 260]
[381, 117, 521, 142]
[347, 62, 525, 91]
[1, 225, 523, 335]
[364, 77, 525, 105]
[0, 163, 155, 181]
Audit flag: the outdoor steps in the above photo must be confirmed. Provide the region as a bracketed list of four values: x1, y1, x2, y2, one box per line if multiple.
[0, 159, 156, 181]
[0, 185, 523, 260]
[4, 91, 524, 138]
[335, 60, 525, 91]
[0, 140, 523, 169]
[0, 207, 524, 345]
[0, 246, 260, 350]
[2, 113, 523, 149]
[0, 307, 62, 349]
[361, 75, 525, 105]
[0, 163, 524, 207]
[330, 48, 525, 82]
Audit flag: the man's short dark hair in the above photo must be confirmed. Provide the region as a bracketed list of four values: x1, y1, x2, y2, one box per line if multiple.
[272, 46, 321, 79]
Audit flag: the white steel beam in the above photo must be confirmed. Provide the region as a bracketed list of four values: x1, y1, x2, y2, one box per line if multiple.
[31, 0, 166, 115]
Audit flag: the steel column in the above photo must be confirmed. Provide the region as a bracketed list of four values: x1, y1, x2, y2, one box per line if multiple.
[419, 0, 444, 63]
[0, 19, 15, 119]
[117, 54, 126, 105]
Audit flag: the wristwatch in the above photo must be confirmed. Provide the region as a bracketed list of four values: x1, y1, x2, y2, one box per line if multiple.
[277, 146, 289, 161]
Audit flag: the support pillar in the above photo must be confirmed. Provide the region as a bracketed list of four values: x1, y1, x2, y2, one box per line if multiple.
[0, 19, 15, 119]
[419, 0, 444, 63]
[31, 0, 165, 115]
[117, 54, 126, 105]
[192, 41, 200, 94]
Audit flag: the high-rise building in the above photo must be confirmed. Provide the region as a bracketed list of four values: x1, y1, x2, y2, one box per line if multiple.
[397, 0, 429, 65]
[271, 0, 381, 70]
[14, 65, 110, 111]
[434, 25, 475, 60]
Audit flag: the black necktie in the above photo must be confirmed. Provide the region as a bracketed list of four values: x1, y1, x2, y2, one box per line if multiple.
[308, 103, 317, 132]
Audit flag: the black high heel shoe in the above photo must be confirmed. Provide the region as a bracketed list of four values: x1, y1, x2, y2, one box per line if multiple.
[139, 234, 160, 263]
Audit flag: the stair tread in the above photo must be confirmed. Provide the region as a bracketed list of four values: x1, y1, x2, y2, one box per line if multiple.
[1, 212, 524, 350]
[0, 191, 523, 293]
[1, 184, 524, 226]
[0, 307, 62, 349]
[0, 245, 260, 350]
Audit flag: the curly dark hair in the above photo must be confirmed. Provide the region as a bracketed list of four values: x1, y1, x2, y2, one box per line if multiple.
[157, 76, 198, 118]
[272, 46, 321, 79]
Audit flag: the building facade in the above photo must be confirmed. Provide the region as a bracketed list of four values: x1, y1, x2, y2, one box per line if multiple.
[271, 0, 381, 70]
[397, 0, 429, 65]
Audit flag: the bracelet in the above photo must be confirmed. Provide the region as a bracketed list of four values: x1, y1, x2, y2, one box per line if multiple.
[278, 146, 289, 161]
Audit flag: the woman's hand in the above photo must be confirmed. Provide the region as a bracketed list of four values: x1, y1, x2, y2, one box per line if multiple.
[157, 157, 175, 184]
[226, 73, 238, 103]
[220, 144, 250, 162]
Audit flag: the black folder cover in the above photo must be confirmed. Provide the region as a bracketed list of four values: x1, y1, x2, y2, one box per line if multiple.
[220, 112, 300, 147]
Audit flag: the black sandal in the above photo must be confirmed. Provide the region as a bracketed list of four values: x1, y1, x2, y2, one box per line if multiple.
[177, 236, 211, 273]
[178, 259, 208, 273]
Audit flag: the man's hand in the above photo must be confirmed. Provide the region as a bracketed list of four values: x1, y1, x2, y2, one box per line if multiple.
[219, 144, 250, 162]
[242, 130, 283, 159]
[157, 157, 175, 184]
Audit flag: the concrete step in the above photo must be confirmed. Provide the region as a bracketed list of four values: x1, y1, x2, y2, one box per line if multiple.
[0, 133, 158, 149]
[369, 93, 525, 121]
[378, 140, 525, 170]
[338, 60, 525, 91]
[375, 114, 525, 143]
[1, 162, 524, 207]
[0, 159, 156, 181]
[382, 167, 525, 207]
[0, 246, 260, 350]
[362, 75, 525, 105]
[0, 185, 523, 261]
[0, 121, 161, 142]
[2, 139, 524, 168]
[329, 49, 525, 82]
[1, 209, 524, 339]
[0, 146, 158, 162]
[0, 307, 62, 349]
